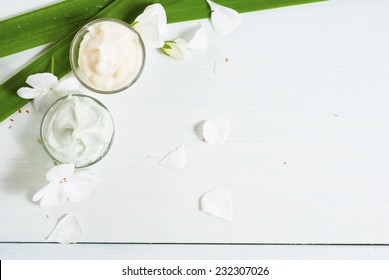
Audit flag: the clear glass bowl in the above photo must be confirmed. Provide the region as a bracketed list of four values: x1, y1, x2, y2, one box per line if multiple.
[40, 94, 115, 168]
[70, 18, 146, 94]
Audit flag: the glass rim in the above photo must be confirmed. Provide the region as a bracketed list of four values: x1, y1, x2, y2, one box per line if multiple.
[40, 94, 115, 168]
[69, 17, 146, 94]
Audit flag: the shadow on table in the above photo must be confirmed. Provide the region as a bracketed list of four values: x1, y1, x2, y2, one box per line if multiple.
[193, 121, 205, 141]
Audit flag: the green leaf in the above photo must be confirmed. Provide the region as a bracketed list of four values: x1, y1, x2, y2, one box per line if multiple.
[166, 0, 327, 22]
[0, 0, 115, 58]
[1, 0, 327, 57]
[0, 0, 327, 122]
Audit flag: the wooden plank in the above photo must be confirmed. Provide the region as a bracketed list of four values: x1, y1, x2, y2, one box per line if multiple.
[2, 243, 389, 259]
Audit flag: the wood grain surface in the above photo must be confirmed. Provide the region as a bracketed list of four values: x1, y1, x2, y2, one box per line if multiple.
[1, 0, 389, 253]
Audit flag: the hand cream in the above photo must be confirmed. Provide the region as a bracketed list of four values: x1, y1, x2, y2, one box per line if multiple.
[41, 94, 114, 167]
[72, 19, 145, 92]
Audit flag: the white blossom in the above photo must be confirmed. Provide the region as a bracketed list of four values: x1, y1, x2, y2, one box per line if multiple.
[17, 73, 79, 112]
[32, 163, 95, 207]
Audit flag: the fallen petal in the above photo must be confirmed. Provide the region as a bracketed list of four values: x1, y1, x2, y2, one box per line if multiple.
[200, 188, 233, 221]
[206, 0, 241, 36]
[159, 145, 187, 170]
[202, 118, 231, 145]
[187, 24, 207, 51]
[46, 214, 82, 244]
[26, 73, 58, 90]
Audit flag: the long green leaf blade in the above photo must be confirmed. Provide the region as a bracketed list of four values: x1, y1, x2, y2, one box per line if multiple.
[0, 0, 327, 122]
[166, 0, 327, 22]
[0, 0, 115, 58]
[1, 0, 326, 58]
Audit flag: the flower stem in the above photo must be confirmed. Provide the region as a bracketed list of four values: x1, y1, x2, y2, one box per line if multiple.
[51, 56, 55, 74]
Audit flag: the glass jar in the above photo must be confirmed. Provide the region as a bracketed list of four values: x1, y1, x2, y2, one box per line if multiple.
[40, 94, 115, 168]
[70, 18, 146, 94]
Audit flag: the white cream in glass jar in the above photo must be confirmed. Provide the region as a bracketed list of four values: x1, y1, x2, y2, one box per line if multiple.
[41, 94, 115, 168]
[70, 18, 145, 93]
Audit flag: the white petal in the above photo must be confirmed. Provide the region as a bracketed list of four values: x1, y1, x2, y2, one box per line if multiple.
[161, 39, 187, 60]
[56, 77, 80, 92]
[46, 214, 82, 244]
[17, 87, 43, 99]
[133, 17, 164, 48]
[187, 24, 207, 51]
[200, 188, 233, 221]
[46, 164, 75, 182]
[32, 92, 63, 112]
[203, 118, 231, 145]
[32, 181, 57, 202]
[159, 145, 187, 170]
[206, 0, 241, 36]
[32, 181, 67, 207]
[26, 73, 58, 90]
[133, 3, 168, 48]
[135, 3, 167, 31]
[64, 170, 96, 202]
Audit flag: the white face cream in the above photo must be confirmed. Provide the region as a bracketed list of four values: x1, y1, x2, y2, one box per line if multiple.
[41, 95, 114, 167]
[77, 20, 144, 92]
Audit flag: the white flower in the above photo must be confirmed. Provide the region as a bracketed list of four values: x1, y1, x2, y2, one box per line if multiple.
[203, 118, 231, 145]
[17, 73, 79, 112]
[46, 214, 83, 244]
[161, 24, 207, 60]
[159, 145, 187, 170]
[132, 3, 168, 48]
[200, 188, 233, 221]
[161, 39, 188, 60]
[32, 163, 95, 207]
[206, 0, 241, 36]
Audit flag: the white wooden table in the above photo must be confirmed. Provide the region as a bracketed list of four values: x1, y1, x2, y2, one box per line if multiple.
[1, 0, 389, 259]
